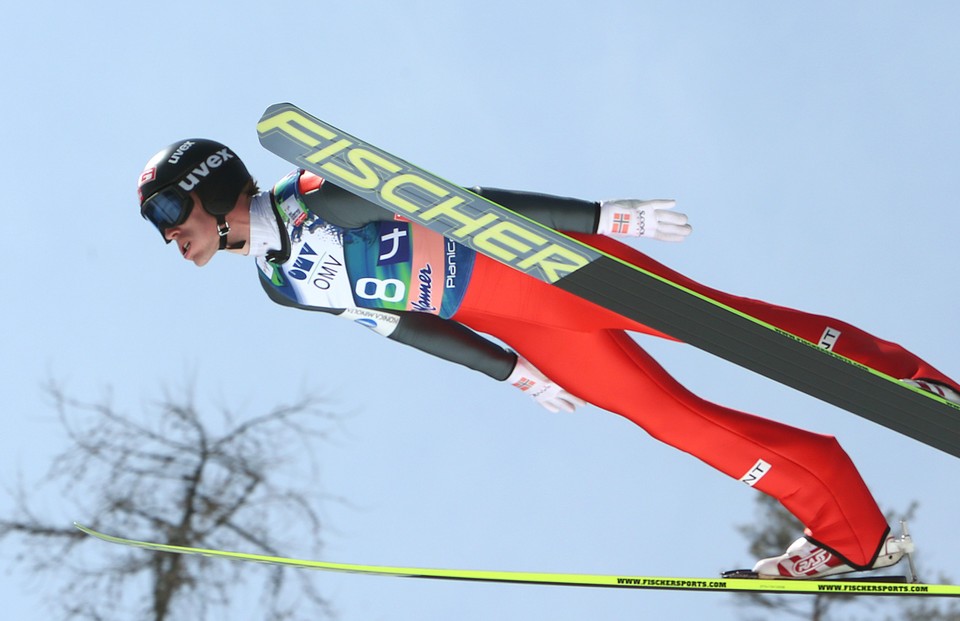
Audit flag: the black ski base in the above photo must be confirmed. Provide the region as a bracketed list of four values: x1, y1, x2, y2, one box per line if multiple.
[558, 258, 960, 458]
[721, 569, 909, 583]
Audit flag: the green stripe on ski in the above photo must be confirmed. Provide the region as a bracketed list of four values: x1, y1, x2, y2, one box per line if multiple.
[75, 523, 960, 596]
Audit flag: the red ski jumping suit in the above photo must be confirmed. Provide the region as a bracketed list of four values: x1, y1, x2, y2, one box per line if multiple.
[258, 175, 957, 569]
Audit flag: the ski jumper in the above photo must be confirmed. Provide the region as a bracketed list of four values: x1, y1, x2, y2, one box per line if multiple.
[256, 170, 958, 569]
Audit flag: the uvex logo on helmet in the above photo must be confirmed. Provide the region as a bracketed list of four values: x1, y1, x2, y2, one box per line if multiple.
[177, 148, 237, 192]
[167, 140, 196, 164]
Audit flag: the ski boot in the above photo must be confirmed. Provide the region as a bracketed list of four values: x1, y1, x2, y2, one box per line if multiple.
[725, 522, 917, 581]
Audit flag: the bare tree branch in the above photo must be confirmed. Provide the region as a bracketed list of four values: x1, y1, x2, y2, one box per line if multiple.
[0, 379, 342, 621]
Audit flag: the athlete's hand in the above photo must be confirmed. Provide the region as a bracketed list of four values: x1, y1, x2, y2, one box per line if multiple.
[598, 199, 692, 242]
[506, 356, 587, 413]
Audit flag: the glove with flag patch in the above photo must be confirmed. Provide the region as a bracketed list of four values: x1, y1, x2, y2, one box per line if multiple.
[597, 199, 691, 242]
[506, 355, 587, 413]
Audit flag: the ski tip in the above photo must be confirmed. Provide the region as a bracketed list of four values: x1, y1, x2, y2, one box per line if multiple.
[74, 522, 93, 535]
[73, 523, 106, 539]
[264, 102, 294, 113]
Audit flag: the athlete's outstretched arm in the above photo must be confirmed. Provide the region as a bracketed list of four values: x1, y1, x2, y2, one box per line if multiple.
[300, 180, 599, 231]
[303, 176, 688, 241]
[470, 187, 600, 233]
[386, 311, 517, 380]
[472, 188, 691, 241]
[258, 266, 515, 378]
[387, 311, 585, 412]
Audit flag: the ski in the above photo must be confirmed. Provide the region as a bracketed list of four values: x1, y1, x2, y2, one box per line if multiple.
[75, 523, 958, 597]
[256, 102, 960, 458]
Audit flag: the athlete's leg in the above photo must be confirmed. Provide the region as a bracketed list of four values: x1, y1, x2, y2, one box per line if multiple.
[456, 307, 889, 568]
[566, 233, 958, 389]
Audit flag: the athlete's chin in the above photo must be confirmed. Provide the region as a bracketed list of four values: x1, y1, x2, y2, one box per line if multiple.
[192, 252, 215, 268]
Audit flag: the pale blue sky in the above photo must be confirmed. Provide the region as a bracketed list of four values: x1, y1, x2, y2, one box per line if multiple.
[4, 1, 960, 619]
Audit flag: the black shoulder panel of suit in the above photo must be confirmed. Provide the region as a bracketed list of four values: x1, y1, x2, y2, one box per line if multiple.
[301, 181, 395, 228]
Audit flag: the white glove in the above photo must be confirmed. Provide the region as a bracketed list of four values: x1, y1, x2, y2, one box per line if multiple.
[506, 355, 587, 413]
[597, 199, 692, 242]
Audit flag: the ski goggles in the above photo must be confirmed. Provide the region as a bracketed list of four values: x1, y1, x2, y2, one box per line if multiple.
[141, 187, 194, 242]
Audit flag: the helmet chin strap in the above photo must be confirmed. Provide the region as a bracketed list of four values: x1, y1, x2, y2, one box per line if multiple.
[217, 214, 247, 251]
[217, 215, 231, 250]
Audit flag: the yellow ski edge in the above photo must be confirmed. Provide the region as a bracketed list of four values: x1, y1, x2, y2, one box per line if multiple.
[74, 523, 960, 596]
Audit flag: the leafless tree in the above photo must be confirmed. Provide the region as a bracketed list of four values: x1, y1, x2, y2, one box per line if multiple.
[0, 379, 344, 620]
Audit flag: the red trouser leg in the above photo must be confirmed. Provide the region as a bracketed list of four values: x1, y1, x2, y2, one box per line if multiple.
[450, 233, 955, 566]
[569, 233, 958, 389]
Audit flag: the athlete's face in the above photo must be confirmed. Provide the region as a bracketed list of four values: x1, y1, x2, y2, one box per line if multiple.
[163, 194, 220, 267]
